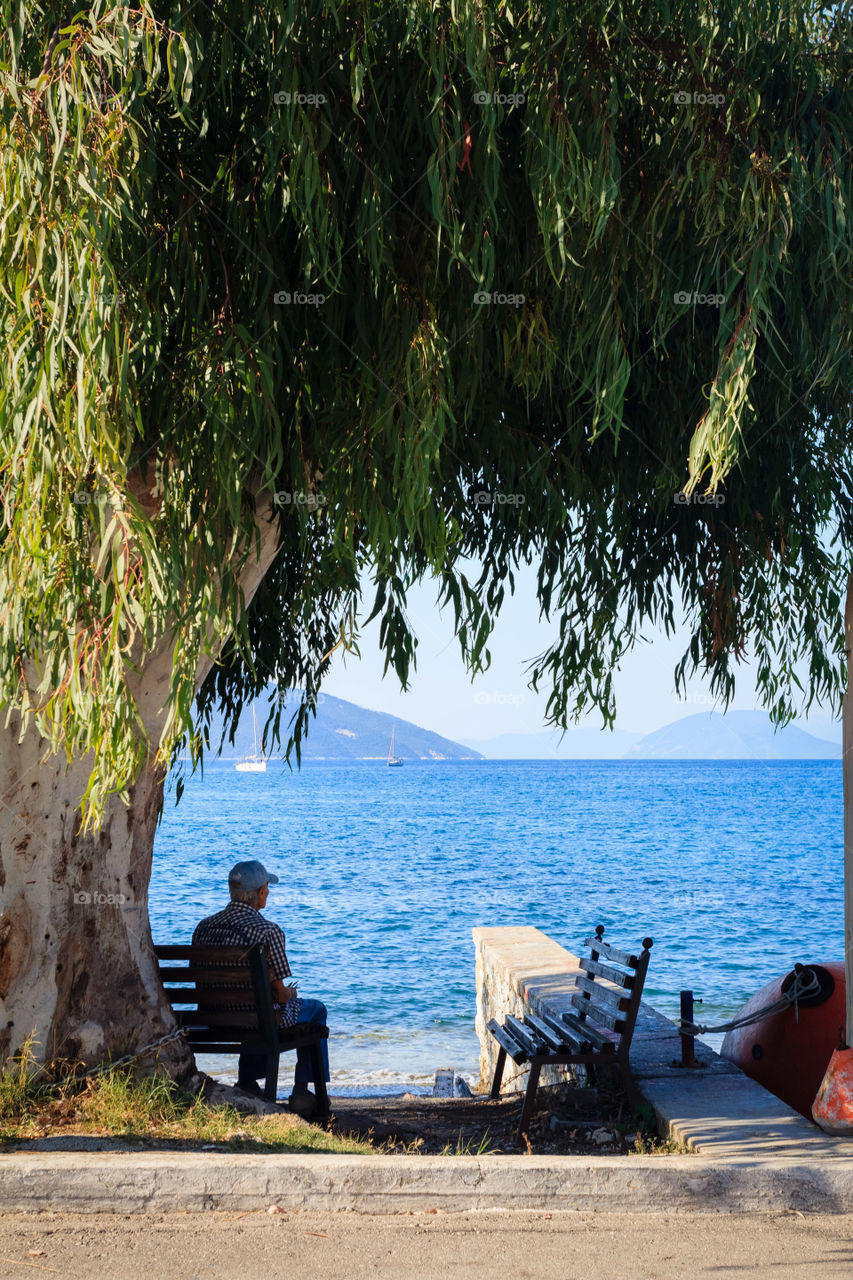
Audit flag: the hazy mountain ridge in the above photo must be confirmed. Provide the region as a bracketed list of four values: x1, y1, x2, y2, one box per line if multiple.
[199, 696, 839, 762]
[202, 691, 483, 761]
[467, 710, 839, 760]
[460, 726, 641, 759]
[623, 710, 839, 760]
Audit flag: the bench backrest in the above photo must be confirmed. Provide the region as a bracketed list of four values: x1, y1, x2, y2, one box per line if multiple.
[154, 943, 279, 1047]
[572, 925, 653, 1055]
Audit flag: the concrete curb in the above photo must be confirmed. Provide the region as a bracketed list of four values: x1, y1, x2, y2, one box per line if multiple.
[3, 1151, 853, 1214]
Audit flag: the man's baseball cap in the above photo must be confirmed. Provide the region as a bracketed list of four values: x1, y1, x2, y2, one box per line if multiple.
[228, 859, 279, 892]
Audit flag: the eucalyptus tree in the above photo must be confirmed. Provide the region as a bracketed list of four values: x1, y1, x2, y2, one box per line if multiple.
[1, 1, 851, 1081]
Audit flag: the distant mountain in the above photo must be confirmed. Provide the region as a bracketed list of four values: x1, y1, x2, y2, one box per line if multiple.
[460, 727, 641, 759]
[201, 691, 483, 761]
[461, 710, 840, 760]
[197, 698, 837, 763]
[625, 711, 840, 760]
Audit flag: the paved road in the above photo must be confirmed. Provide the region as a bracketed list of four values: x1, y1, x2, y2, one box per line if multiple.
[1, 1210, 852, 1279]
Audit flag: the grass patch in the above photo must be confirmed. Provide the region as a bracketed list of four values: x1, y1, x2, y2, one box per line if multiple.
[616, 1102, 692, 1155]
[0, 1035, 50, 1127]
[0, 1045, 374, 1154]
[439, 1128, 494, 1156]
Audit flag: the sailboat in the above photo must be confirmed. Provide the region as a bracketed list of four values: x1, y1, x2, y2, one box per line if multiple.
[387, 727, 403, 767]
[236, 708, 267, 772]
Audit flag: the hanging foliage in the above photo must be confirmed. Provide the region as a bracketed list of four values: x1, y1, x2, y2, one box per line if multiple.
[0, 1, 851, 822]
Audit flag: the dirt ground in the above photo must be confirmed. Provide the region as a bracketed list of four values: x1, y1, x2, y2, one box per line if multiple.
[1, 1209, 852, 1280]
[327, 1083, 652, 1155]
[0, 1080, 660, 1157]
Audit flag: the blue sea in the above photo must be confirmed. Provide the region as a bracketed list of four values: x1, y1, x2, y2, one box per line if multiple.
[150, 759, 844, 1095]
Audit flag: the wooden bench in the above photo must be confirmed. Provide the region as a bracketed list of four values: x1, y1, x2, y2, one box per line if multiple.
[487, 925, 653, 1141]
[155, 943, 329, 1111]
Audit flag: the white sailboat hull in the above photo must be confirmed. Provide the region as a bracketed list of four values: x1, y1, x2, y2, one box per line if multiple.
[235, 760, 266, 773]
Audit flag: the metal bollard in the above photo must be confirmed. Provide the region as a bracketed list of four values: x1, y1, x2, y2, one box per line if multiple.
[671, 989, 705, 1069]
[680, 989, 696, 1066]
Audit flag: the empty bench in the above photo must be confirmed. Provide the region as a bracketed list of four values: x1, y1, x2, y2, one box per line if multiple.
[155, 943, 329, 1110]
[488, 926, 653, 1141]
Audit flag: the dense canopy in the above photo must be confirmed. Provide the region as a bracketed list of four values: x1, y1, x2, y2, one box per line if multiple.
[1, 1, 852, 820]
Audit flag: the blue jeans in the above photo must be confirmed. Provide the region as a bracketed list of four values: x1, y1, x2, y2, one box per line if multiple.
[238, 998, 330, 1091]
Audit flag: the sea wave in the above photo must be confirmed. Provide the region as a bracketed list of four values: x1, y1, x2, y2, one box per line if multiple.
[195, 1055, 472, 1098]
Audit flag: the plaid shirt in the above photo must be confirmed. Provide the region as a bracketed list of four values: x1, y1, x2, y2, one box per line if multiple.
[192, 901, 302, 1029]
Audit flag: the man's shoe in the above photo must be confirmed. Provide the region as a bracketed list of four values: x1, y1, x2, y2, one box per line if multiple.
[288, 1090, 317, 1118]
[235, 1080, 265, 1099]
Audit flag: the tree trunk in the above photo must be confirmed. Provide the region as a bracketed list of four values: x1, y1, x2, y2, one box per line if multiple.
[0, 729, 189, 1075]
[0, 492, 282, 1075]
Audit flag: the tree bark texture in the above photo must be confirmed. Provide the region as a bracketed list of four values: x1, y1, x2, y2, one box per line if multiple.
[0, 493, 282, 1074]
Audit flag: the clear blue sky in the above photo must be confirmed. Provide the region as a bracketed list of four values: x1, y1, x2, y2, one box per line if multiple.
[321, 561, 842, 743]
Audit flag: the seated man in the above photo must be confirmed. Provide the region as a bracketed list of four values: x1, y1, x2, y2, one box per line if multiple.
[192, 858, 329, 1115]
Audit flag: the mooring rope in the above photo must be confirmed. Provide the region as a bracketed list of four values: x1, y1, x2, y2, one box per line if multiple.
[677, 965, 823, 1036]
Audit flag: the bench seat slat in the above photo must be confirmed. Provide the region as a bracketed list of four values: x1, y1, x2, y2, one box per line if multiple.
[583, 936, 639, 969]
[159, 967, 260, 984]
[522, 1013, 567, 1052]
[578, 956, 635, 989]
[570, 993, 625, 1034]
[185, 1039, 262, 1049]
[182, 1021, 328, 1040]
[160, 987, 214, 1003]
[175, 1010, 260, 1029]
[162, 983, 256, 1003]
[560, 1011, 617, 1051]
[532, 1013, 584, 1054]
[165, 993, 257, 1007]
[195, 1001, 265, 1015]
[187, 1031, 327, 1053]
[536, 1011, 587, 1051]
[487, 1018, 529, 1064]
[505, 1014, 547, 1057]
[184, 1020, 329, 1034]
[155, 946, 254, 961]
[573, 975, 631, 1012]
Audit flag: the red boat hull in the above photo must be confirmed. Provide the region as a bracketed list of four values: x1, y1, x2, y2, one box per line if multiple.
[720, 963, 846, 1120]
